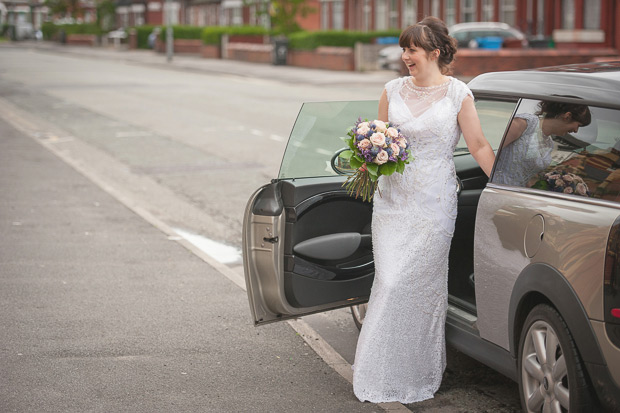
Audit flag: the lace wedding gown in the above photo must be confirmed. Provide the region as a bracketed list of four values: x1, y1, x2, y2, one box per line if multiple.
[353, 76, 473, 403]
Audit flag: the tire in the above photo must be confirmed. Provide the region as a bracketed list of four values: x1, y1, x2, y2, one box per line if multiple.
[517, 304, 595, 412]
[351, 303, 367, 331]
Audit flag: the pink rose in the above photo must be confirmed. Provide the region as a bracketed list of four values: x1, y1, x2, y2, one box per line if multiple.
[358, 139, 371, 150]
[397, 138, 407, 148]
[374, 150, 389, 165]
[373, 120, 387, 133]
[562, 174, 574, 183]
[563, 186, 574, 194]
[555, 179, 566, 187]
[576, 182, 588, 196]
[370, 132, 386, 147]
[390, 143, 400, 157]
[356, 122, 370, 135]
[386, 127, 399, 138]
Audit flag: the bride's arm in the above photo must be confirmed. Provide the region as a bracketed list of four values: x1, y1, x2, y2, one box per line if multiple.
[458, 96, 495, 177]
[378, 89, 388, 122]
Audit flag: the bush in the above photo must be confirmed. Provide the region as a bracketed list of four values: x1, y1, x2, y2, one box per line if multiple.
[41, 22, 59, 40]
[41, 22, 102, 40]
[158, 25, 204, 42]
[201, 26, 268, 45]
[133, 25, 156, 49]
[288, 30, 401, 50]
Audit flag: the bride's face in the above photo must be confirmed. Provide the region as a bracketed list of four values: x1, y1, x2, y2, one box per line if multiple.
[401, 44, 435, 77]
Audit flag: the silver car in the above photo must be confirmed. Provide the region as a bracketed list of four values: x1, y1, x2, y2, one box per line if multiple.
[243, 62, 620, 411]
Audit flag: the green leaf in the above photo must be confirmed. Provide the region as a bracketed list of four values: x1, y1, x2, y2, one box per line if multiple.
[379, 162, 397, 176]
[366, 163, 379, 177]
[349, 157, 363, 169]
[531, 180, 549, 190]
[339, 150, 353, 160]
[395, 161, 405, 174]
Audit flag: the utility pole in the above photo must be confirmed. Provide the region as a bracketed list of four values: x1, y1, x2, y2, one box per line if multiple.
[166, 0, 173, 62]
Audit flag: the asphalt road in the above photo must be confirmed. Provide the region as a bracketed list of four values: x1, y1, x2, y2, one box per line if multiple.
[0, 43, 521, 412]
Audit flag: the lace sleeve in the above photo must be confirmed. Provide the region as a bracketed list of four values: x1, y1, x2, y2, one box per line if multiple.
[451, 79, 474, 112]
[384, 77, 405, 104]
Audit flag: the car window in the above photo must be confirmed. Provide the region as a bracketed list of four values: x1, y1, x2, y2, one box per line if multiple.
[279, 101, 378, 180]
[491, 98, 620, 203]
[454, 98, 517, 155]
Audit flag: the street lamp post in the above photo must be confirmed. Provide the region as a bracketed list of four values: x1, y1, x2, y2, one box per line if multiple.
[166, 0, 173, 62]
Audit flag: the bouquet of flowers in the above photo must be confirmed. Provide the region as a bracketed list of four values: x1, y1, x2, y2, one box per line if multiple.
[531, 169, 590, 197]
[339, 118, 412, 202]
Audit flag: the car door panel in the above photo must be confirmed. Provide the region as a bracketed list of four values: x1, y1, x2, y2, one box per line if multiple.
[244, 177, 374, 325]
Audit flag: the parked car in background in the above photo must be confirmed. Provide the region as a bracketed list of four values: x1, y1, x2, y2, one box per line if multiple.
[243, 62, 620, 412]
[378, 21, 528, 71]
[450, 21, 529, 48]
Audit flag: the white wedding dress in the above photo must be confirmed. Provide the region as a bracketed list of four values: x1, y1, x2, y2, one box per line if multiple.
[353, 76, 473, 404]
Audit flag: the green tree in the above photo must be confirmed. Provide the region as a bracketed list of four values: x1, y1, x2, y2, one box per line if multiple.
[96, 0, 115, 31]
[269, 0, 314, 35]
[45, 0, 82, 19]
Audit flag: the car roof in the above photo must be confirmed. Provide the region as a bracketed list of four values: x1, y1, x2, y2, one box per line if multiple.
[467, 61, 620, 109]
[450, 22, 513, 31]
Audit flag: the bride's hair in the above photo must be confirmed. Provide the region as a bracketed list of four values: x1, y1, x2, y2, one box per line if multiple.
[398, 16, 457, 74]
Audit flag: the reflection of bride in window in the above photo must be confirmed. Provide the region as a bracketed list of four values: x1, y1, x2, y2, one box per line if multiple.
[494, 100, 591, 186]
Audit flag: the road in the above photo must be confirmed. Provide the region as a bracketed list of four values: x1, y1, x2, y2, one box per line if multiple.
[0, 43, 520, 412]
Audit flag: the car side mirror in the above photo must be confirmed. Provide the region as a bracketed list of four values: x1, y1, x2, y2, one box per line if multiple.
[331, 148, 356, 175]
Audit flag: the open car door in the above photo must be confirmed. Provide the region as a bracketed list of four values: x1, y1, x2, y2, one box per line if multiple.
[243, 101, 378, 325]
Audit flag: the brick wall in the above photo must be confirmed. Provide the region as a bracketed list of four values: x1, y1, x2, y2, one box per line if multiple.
[226, 43, 272, 64]
[66, 34, 98, 46]
[174, 39, 202, 54]
[201, 44, 221, 59]
[452, 48, 619, 77]
[288, 47, 354, 71]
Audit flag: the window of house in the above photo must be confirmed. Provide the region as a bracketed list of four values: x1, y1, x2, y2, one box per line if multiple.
[431, 0, 440, 18]
[584, 0, 601, 30]
[536, 0, 545, 35]
[363, 0, 371, 31]
[462, 0, 476, 23]
[491, 99, 620, 203]
[562, 0, 575, 29]
[500, 0, 516, 26]
[482, 0, 494, 21]
[402, 0, 416, 27]
[375, 0, 387, 30]
[444, 0, 456, 27]
[389, 0, 399, 28]
[333, 0, 344, 30]
[231, 7, 242, 25]
[321, 1, 330, 29]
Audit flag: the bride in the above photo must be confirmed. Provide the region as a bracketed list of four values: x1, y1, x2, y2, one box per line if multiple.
[352, 16, 495, 404]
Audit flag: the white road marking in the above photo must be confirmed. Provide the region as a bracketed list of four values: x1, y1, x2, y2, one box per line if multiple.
[250, 129, 264, 136]
[269, 134, 285, 142]
[173, 228, 242, 265]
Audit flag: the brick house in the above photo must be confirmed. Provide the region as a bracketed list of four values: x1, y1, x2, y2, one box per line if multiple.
[113, 0, 619, 50]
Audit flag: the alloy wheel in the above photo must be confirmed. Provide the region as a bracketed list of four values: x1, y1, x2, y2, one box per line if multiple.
[521, 320, 569, 412]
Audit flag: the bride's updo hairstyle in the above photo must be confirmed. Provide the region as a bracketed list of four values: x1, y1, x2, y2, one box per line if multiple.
[399, 16, 458, 74]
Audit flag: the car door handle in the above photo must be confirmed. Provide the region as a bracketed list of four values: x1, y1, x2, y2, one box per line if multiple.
[263, 236, 279, 244]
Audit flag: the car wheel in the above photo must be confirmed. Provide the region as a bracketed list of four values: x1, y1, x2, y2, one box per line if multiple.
[518, 304, 595, 412]
[351, 303, 367, 330]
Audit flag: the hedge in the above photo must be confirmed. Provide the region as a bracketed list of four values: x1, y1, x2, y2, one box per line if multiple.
[201, 26, 268, 45]
[288, 30, 401, 50]
[132, 25, 156, 49]
[41, 22, 102, 40]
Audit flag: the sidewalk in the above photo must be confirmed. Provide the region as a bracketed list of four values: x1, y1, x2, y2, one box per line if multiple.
[0, 116, 380, 411]
[3, 40, 399, 87]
